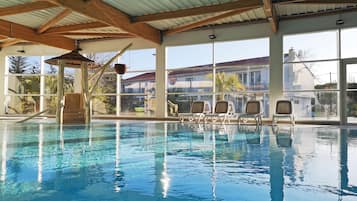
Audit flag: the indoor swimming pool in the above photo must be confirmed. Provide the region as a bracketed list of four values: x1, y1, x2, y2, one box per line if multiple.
[0, 120, 356, 201]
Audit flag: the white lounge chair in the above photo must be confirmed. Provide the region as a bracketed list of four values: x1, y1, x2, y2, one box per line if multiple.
[178, 101, 211, 123]
[238, 100, 263, 126]
[204, 101, 235, 124]
[272, 100, 295, 125]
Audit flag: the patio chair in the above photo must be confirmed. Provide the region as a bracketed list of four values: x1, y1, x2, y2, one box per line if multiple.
[272, 100, 295, 125]
[178, 101, 211, 123]
[204, 101, 235, 124]
[238, 100, 263, 126]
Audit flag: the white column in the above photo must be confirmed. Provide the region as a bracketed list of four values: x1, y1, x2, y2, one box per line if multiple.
[155, 45, 167, 118]
[116, 74, 121, 116]
[40, 56, 45, 112]
[269, 33, 283, 119]
[0, 54, 7, 115]
[56, 61, 65, 124]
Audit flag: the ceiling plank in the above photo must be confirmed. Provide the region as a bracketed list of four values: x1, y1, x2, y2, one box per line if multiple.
[277, 0, 357, 4]
[37, 9, 72, 33]
[280, 5, 357, 20]
[263, 0, 278, 32]
[0, 1, 57, 17]
[62, 32, 135, 38]
[0, 19, 75, 50]
[0, 39, 24, 48]
[164, 7, 257, 36]
[133, 0, 262, 23]
[50, 0, 161, 44]
[43, 22, 108, 34]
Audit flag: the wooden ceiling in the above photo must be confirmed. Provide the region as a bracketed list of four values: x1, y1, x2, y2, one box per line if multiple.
[0, 0, 356, 50]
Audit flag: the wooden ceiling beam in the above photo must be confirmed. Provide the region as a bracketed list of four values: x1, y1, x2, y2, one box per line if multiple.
[133, 0, 262, 23]
[0, 19, 75, 50]
[43, 22, 108, 35]
[62, 32, 135, 38]
[37, 9, 72, 33]
[0, 39, 24, 48]
[0, 1, 57, 17]
[164, 7, 257, 36]
[49, 0, 161, 44]
[263, 0, 278, 32]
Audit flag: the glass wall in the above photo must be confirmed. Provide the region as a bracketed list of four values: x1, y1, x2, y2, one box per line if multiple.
[166, 38, 270, 117]
[88, 51, 117, 116]
[4, 49, 156, 118]
[283, 31, 339, 120]
[5, 55, 75, 115]
[119, 48, 156, 117]
[6, 56, 42, 115]
[89, 48, 156, 117]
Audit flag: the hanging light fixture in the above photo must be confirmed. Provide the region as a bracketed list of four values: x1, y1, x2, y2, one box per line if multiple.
[114, 63, 127, 75]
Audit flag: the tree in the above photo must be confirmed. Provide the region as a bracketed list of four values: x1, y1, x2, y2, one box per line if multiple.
[209, 72, 245, 100]
[8, 56, 30, 74]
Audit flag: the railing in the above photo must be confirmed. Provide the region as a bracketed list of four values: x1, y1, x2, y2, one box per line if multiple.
[16, 109, 49, 123]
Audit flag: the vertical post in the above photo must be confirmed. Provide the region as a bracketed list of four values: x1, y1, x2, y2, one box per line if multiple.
[81, 62, 90, 124]
[40, 56, 45, 112]
[116, 73, 121, 116]
[212, 40, 216, 108]
[0, 54, 7, 115]
[269, 33, 283, 119]
[156, 45, 167, 118]
[340, 60, 347, 125]
[56, 61, 65, 124]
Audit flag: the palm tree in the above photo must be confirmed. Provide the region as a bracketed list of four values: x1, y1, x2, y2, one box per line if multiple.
[209, 72, 245, 100]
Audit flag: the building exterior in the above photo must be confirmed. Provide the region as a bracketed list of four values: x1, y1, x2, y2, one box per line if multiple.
[121, 49, 320, 117]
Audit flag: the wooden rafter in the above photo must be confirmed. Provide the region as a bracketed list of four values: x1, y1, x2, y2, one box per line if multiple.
[62, 32, 135, 38]
[49, 0, 161, 44]
[0, 1, 56, 17]
[133, 0, 262, 23]
[0, 39, 23, 48]
[164, 7, 256, 36]
[43, 22, 108, 34]
[37, 9, 72, 33]
[263, 0, 278, 32]
[0, 19, 75, 50]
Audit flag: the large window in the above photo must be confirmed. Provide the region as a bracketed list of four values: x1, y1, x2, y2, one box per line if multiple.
[283, 31, 339, 120]
[89, 48, 156, 117]
[4, 49, 156, 118]
[6, 56, 42, 115]
[166, 38, 269, 117]
[5, 55, 75, 115]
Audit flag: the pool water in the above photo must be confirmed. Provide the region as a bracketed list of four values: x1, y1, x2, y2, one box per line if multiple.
[0, 121, 357, 201]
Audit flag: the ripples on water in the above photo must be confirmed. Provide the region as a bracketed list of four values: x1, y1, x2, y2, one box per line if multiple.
[0, 121, 356, 201]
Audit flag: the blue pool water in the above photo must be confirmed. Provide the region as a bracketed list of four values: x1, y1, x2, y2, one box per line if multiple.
[0, 120, 357, 201]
